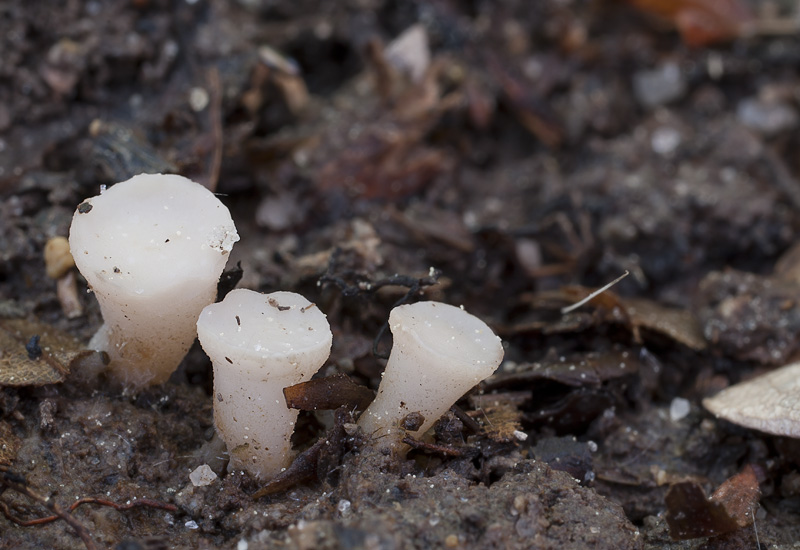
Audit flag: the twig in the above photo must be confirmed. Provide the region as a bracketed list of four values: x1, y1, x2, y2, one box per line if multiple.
[319, 248, 442, 358]
[401, 435, 467, 457]
[560, 271, 629, 315]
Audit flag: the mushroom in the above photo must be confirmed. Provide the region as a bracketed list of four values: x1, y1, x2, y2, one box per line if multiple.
[196, 289, 332, 480]
[69, 173, 239, 388]
[358, 301, 504, 451]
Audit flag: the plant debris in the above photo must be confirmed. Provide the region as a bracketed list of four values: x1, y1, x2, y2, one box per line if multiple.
[0, 318, 96, 386]
[284, 373, 374, 412]
[665, 465, 761, 540]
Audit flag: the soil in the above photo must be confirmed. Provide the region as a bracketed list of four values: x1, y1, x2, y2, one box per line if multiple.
[2, 0, 800, 548]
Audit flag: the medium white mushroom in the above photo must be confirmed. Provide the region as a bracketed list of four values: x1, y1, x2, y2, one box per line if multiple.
[196, 289, 332, 480]
[358, 301, 504, 451]
[69, 173, 239, 388]
[703, 361, 800, 437]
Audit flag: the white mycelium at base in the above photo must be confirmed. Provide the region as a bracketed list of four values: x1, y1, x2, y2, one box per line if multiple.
[358, 301, 504, 450]
[69, 173, 239, 388]
[197, 289, 332, 480]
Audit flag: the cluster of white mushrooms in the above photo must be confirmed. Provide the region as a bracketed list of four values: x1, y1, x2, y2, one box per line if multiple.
[69, 173, 504, 480]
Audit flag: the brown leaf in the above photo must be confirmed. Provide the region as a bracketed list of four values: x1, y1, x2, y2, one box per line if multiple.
[509, 288, 706, 351]
[0, 318, 93, 386]
[625, 297, 707, 351]
[666, 465, 760, 540]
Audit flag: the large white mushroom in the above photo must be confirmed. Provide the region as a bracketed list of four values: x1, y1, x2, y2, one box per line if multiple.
[69, 173, 239, 388]
[358, 301, 504, 451]
[196, 289, 332, 480]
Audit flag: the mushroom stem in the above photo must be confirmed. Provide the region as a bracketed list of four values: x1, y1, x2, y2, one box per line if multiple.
[197, 289, 332, 480]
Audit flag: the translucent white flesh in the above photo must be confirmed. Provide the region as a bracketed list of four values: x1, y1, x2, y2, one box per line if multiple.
[358, 301, 504, 448]
[197, 289, 332, 480]
[69, 173, 239, 387]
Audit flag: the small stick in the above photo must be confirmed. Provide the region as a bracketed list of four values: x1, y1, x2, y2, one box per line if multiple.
[560, 271, 629, 315]
[401, 436, 466, 457]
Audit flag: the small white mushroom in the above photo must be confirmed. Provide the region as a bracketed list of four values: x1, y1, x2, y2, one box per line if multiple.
[69, 173, 239, 388]
[196, 289, 332, 480]
[358, 301, 504, 450]
[703, 361, 800, 437]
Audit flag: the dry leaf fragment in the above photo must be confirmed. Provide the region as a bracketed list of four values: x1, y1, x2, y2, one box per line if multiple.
[0, 318, 93, 386]
[665, 465, 760, 540]
[703, 362, 800, 437]
[624, 297, 707, 351]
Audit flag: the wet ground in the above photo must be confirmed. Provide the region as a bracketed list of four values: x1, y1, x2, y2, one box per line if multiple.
[3, 0, 800, 548]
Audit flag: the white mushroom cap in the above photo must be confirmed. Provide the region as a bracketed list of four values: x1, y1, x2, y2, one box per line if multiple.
[69, 173, 239, 388]
[703, 361, 800, 437]
[359, 301, 504, 448]
[197, 289, 332, 480]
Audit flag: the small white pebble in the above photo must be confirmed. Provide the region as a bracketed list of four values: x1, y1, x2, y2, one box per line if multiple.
[237, 540, 248, 550]
[189, 87, 210, 112]
[185, 520, 199, 530]
[189, 464, 218, 487]
[669, 397, 691, 422]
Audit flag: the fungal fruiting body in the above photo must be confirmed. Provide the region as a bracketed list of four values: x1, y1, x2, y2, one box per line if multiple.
[69, 173, 239, 388]
[703, 361, 800, 437]
[196, 289, 332, 480]
[358, 301, 504, 450]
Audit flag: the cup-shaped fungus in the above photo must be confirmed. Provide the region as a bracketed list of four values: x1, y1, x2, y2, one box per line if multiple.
[358, 301, 504, 451]
[196, 289, 332, 480]
[69, 173, 239, 388]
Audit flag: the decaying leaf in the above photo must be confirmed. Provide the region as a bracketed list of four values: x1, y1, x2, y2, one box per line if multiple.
[624, 297, 707, 351]
[484, 350, 640, 433]
[666, 465, 760, 540]
[508, 287, 706, 351]
[0, 318, 94, 386]
[0, 420, 21, 466]
[703, 361, 800, 437]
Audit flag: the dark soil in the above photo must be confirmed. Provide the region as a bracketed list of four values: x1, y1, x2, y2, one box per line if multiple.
[3, 0, 800, 548]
